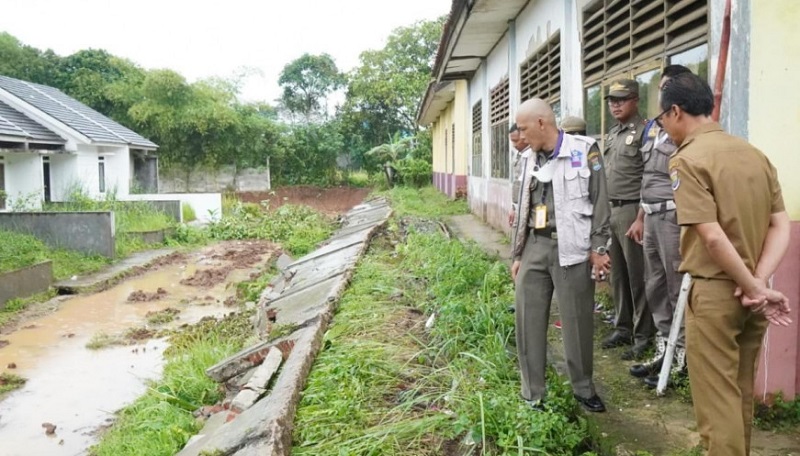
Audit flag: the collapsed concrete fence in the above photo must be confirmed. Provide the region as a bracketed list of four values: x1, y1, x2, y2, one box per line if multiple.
[178, 198, 392, 456]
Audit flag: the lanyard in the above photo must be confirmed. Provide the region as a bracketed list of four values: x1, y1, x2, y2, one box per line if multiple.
[535, 130, 564, 205]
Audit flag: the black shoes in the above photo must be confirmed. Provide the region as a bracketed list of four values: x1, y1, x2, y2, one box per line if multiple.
[621, 345, 650, 361]
[630, 357, 663, 378]
[574, 394, 607, 413]
[601, 331, 633, 349]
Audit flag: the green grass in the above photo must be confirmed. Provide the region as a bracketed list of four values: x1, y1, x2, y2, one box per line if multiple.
[89, 310, 254, 456]
[293, 221, 594, 454]
[377, 186, 469, 219]
[0, 372, 26, 394]
[208, 202, 335, 257]
[182, 202, 197, 223]
[0, 229, 110, 280]
[755, 393, 800, 431]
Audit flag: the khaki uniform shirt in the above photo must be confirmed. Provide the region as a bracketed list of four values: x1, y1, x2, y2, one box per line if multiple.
[641, 121, 677, 202]
[604, 114, 647, 200]
[669, 123, 785, 280]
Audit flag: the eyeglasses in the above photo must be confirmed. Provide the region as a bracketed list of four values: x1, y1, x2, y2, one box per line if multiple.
[607, 97, 634, 106]
[654, 106, 673, 128]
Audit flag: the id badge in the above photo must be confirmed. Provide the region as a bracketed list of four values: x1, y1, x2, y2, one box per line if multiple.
[534, 204, 547, 229]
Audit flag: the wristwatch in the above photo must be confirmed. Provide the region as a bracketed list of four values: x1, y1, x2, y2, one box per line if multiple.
[594, 246, 607, 255]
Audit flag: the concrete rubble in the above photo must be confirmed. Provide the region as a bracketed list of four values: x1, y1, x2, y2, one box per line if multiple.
[177, 198, 391, 456]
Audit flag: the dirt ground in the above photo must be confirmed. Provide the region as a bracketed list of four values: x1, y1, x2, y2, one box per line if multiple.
[238, 186, 371, 216]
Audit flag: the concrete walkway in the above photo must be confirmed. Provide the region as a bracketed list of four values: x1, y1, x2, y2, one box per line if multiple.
[54, 248, 176, 294]
[446, 214, 511, 266]
[444, 212, 800, 455]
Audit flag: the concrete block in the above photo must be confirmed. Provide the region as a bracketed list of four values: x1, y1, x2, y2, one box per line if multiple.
[230, 389, 260, 413]
[177, 322, 324, 456]
[0, 261, 53, 309]
[245, 347, 283, 392]
[0, 211, 115, 258]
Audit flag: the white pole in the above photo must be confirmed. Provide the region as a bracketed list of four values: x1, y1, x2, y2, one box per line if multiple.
[657, 273, 693, 396]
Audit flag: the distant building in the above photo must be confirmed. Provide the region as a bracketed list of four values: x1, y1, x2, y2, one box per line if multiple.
[0, 75, 158, 210]
[418, 0, 800, 400]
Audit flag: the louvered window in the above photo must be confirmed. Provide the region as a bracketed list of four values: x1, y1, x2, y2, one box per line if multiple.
[489, 78, 510, 179]
[471, 101, 482, 177]
[582, 0, 708, 85]
[520, 32, 561, 104]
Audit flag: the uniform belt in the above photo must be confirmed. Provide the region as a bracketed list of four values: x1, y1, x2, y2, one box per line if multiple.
[610, 199, 640, 207]
[641, 200, 676, 214]
[533, 228, 558, 240]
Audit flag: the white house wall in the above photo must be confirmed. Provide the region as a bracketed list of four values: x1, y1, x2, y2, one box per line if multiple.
[49, 153, 78, 201]
[2, 153, 43, 210]
[103, 146, 131, 199]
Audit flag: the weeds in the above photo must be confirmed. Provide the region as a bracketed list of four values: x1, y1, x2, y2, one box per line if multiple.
[89, 310, 254, 456]
[293, 225, 593, 454]
[208, 202, 333, 256]
[377, 186, 468, 219]
[755, 393, 800, 431]
[0, 372, 26, 394]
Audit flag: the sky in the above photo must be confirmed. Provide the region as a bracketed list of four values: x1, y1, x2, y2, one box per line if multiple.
[0, 0, 451, 103]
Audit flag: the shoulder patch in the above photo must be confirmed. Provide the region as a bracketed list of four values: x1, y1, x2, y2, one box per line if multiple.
[588, 150, 601, 171]
[670, 169, 680, 191]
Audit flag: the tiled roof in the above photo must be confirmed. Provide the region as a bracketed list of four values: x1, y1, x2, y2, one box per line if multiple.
[0, 75, 157, 149]
[0, 100, 65, 144]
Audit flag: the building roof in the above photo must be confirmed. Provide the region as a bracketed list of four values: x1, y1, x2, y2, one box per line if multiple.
[417, 0, 529, 126]
[431, 0, 529, 83]
[0, 99, 65, 144]
[0, 75, 157, 150]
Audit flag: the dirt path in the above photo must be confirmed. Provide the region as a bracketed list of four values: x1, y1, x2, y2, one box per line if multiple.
[447, 214, 800, 456]
[0, 241, 278, 456]
[238, 186, 371, 216]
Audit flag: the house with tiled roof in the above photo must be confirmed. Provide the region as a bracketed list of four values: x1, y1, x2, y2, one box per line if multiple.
[0, 74, 158, 210]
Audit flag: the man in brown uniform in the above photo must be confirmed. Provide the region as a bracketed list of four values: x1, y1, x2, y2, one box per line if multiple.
[601, 79, 654, 359]
[662, 72, 792, 456]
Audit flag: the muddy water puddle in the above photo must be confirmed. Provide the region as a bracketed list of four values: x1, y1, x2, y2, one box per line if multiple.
[0, 242, 275, 456]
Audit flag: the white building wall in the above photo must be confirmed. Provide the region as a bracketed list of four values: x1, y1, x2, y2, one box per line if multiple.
[486, 36, 510, 93]
[102, 146, 131, 198]
[49, 153, 78, 201]
[2, 153, 43, 210]
[124, 193, 222, 223]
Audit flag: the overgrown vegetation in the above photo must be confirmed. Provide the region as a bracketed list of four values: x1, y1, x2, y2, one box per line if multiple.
[293, 191, 594, 454]
[0, 372, 27, 395]
[89, 310, 254, 456]
[0, 229, 109, 279]
[208, 202, 334, 257]
[44, 188, 177, 257]
[379, 186, 469, 219]
[755, 393, 800, 431]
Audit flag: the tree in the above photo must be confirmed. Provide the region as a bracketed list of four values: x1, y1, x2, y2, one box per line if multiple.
[338, 18, 444, 172]
[0, 32, 61, 85]
[277, 53, 344, 123]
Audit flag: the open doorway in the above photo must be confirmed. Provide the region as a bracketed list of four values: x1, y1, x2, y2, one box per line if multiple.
[0, 162, 5, 210]
[42, 156, 51, 203]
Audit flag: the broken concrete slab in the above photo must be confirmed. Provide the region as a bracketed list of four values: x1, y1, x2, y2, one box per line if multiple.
[178, 318, 326, 456]
[54, 248, 177, 294]
[245, 347, 282, 393]
[179, 198, 392, 456]
[230, 389, 260, 413]
[265, 275, 341, 328]
[275, 253, 293, 270]
[206, 333, 296, 383]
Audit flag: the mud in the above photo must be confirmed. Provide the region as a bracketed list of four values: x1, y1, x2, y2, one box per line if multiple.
[127, 287, 168, 302]
[238, 186, 371, 216]
[0, 340, 8, 349]
[0, 241, 277, 456]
